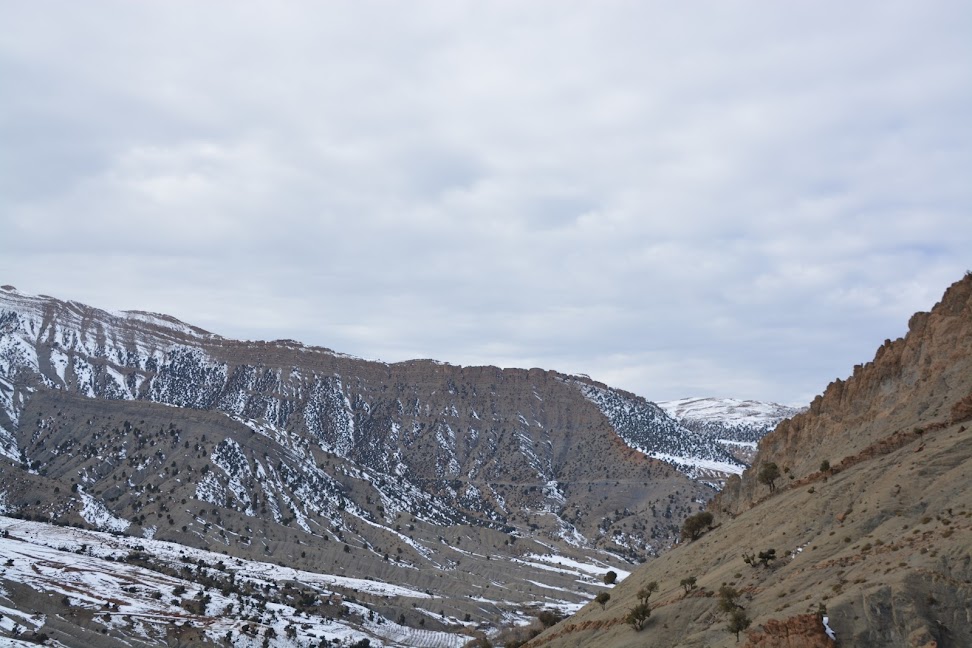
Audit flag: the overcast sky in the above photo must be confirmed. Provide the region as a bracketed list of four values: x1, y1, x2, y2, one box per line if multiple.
[1, 2, 969, 406]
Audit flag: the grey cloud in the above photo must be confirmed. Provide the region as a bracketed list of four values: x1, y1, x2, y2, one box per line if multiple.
[1, 1, 970, 405]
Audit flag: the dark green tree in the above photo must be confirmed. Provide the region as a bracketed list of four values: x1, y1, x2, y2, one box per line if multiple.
[680, 576, 697, 593]
[603, 570, 618, 585]
[537, 610, 562, 628]
[637, 581, 659, 603]
[757, 548, 777, 567]
[626, 602, 651, 631]
[727, 608, 751, 642]
[595, 592, 610, 609]
[758, 462, 781, 492]
[681, 511, 714, 541]
[718, 585, 742, 615]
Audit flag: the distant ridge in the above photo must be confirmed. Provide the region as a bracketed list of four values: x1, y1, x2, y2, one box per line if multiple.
[658, 397, 803, 443]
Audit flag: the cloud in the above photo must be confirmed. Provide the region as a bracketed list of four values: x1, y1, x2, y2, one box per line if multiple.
[1, 1, 970, 405]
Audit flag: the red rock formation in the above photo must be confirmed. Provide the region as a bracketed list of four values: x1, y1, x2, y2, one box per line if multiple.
[744, 614, 836, 648]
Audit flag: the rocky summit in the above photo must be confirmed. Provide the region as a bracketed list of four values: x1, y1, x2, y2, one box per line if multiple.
[0, 285, 786, 647]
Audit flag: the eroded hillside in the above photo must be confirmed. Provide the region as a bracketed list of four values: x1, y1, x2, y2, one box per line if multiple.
[0, 285, 751, 645]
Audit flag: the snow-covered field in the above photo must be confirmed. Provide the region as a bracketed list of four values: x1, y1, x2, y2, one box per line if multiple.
[657, 397, 802, 429]
[0, 517, 467, 647]
[1, 516, 632, 646]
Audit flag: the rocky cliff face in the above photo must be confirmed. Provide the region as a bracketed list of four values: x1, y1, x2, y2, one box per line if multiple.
[717, 274, 972, 515]
[528, 275, 972, 648]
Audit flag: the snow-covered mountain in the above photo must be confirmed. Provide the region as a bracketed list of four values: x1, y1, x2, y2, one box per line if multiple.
[0, 285, 760, 646]
[656, 397, 803, 468]
[658, 397, 803, 444]
[1, 516, 468, 647]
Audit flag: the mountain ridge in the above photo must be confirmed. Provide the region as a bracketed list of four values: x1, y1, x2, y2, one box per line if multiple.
[0, 283, 783, 646]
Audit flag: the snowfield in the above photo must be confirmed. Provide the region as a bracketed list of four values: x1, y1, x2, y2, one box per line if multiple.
[0, 517, 466, 647]
[657, 397, 802, 429]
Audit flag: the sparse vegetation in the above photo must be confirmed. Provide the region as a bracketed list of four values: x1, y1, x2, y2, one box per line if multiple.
[744, 548, 776, 568]
[537, 610, 563, 628]
[637, 581, 659, 603]
[718, 585, 742, 615]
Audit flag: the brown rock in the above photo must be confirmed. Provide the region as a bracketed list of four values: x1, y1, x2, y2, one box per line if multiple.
[715, 274, 972, 515]
[744, 614, 836, 648]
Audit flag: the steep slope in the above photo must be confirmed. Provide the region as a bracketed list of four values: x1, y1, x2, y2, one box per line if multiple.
[528, 274, 972, 648]
[719, 272, 972, 515]
[0, 284, 738, 644]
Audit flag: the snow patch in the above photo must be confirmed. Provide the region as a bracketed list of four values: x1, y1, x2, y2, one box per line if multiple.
[78, 488, 131, 533]
[823, 615, 837, 640]
[648, 452, 745, 476]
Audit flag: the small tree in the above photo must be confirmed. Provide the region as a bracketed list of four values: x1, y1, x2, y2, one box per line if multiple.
[537, 610, 562, 628]
[757, 548, 776, 568]
[718, 585, 742, 615]
[603, 570, 618, 585]
[680, 576, 697, 593]
[819, 459, 830, 473]
[595, 592, 610, 609]
[637, 581, 659, 604]
[626, 602, 651, 631]
[758, 462, 781, 492]
[743, 548, 776, 568]
[681, 511, 714, 541]
[625, 580, 658, 631]
[727, 608, 751, 642]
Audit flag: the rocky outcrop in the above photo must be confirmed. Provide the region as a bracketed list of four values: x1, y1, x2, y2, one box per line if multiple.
[716, 274, 972, 514]
[529, 274, 972, 648]
[744, 615, 836, 648]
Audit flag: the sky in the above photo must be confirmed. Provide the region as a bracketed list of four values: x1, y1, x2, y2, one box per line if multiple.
[1, 1, 970, 406]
